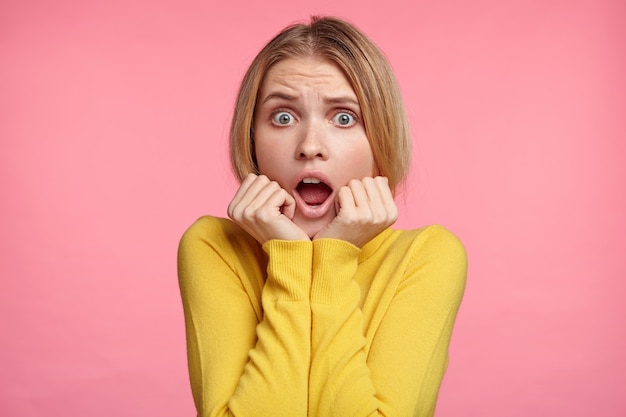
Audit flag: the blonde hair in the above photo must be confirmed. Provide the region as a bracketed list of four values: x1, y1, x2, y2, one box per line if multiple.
[229, 16, 411, 193]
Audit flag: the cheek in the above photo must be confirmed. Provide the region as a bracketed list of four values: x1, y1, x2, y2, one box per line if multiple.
[341, 127, 376, 176]
[253, 138, 287, 178]
[255, 151, 275, 177]
[252, 126, 273, 173]
[345, 142, 376, 177]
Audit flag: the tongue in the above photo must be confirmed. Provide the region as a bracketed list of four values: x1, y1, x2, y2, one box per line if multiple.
[298, 183, 331, 206]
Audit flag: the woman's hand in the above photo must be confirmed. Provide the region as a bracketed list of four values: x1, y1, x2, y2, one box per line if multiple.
[313, 176, 398, 247]
[228, 173, 310, 244]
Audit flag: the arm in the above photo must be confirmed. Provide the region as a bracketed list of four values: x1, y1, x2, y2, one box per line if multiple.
[177, 217, 313, 417]
[308, 238, 376, 416]
[307, 226, 467, 417]
[368, 226, 467, 416]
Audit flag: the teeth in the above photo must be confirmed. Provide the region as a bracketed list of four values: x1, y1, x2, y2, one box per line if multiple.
[302, 177, 321, 184]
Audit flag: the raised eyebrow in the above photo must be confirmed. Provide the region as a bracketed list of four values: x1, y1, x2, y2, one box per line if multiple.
[261, 92, 296, 104]
[261, 93, 359, 106]
[323, 96, 360, 107]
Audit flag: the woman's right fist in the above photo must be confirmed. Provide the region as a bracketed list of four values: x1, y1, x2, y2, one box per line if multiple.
[228, 174, 309, 244]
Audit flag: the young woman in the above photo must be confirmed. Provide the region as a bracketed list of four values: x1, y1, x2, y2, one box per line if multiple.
[178, 16, 467, 417]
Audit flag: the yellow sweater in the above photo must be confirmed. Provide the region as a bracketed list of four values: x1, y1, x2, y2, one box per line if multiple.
[178, 216, 467, 417]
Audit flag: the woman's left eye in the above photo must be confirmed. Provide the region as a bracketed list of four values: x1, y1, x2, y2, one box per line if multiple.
[332, 112, 356, 127]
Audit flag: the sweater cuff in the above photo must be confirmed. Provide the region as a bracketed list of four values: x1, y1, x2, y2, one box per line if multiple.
[311, 239, 360, 304]
[262, 239, 313, 301]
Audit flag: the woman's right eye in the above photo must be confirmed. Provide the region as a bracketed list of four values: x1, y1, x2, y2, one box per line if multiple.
[271, 111, 295, 126]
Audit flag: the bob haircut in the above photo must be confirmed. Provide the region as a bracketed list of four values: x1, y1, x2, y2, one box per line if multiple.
[229, 16, 411, 194]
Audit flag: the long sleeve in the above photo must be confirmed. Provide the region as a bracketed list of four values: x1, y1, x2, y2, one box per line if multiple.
[308, 238, 376, 415]
[366, 226, 467, 417]
[177, 217, 313, 417]
[307, 226, 467, 417]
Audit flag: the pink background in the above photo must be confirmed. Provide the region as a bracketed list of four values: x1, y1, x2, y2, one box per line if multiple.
[2, 0, 625, 415]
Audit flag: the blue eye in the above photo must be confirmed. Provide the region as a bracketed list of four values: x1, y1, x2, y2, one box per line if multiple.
[333, 112, 356, 127]
[272, 111, 295, 126]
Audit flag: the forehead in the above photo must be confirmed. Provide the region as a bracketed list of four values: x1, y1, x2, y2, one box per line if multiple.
[259, 56, 356, 97]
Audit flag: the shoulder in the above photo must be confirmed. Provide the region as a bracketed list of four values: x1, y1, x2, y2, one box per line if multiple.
[392, 225, 467, 288]
[400, 225, 466, 262]
[178, 215, 259, 258]
[180, 215, 241, 241]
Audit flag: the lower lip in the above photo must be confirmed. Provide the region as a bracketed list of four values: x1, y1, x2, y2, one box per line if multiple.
[293, 190, 334, 219]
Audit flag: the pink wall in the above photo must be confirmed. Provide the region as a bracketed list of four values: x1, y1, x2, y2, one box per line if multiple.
[1, 0, 624, 415]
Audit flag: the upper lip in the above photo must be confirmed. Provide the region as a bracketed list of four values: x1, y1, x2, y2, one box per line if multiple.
[292, 170, 334, 193]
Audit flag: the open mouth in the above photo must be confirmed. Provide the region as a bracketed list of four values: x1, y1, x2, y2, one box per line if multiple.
[295, 177, 333, 207]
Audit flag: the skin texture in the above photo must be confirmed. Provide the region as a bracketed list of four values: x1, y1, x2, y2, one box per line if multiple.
[227, 56, 398, 248]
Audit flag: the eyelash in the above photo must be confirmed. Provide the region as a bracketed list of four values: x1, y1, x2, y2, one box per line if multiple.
[332, 110, 358, 127]
[270, 110, 296, 126]
[268, 109, 360, 127]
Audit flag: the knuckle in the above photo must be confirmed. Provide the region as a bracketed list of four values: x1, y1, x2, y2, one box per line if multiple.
[242, 206, 257, 221]
[348, 179, 360, 188]
[268, 180, 281, 190]
[256, 210, 273, 223]
[355, 210, 373, 225]
[228, 204, 241, 220]
[372, 212, 385, 224]
[362, 177, 375, 186]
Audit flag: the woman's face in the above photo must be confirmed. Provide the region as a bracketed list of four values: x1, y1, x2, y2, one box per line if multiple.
[253, 56, 376, 238]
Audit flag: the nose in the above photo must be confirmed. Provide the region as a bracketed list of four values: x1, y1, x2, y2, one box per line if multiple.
[295, 121, 327, 160]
